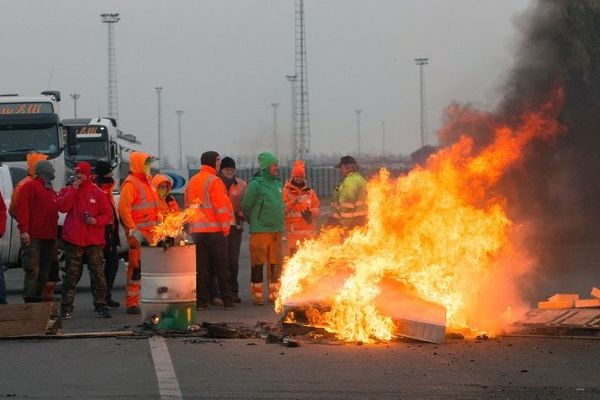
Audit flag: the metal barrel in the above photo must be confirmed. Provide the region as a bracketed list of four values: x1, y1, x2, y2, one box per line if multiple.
[140, 244, 196, 329]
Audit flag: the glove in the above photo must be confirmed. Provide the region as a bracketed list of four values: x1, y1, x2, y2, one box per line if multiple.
[301, 209, 313, 225]
[127, 230, 141, 249]
[20, 232, 31, 247]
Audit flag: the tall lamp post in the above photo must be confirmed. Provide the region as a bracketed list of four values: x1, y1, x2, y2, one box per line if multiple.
[176, 110, 183, 171]
[415, 57, 429, 148]
[155, 86, 163, 168]
[70, 93, 80, 118]
[286, 75, 297, 160]
[354, 109, 362, 157]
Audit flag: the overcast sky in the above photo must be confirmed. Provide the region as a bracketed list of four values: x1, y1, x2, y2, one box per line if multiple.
[1, 0, 532, 163]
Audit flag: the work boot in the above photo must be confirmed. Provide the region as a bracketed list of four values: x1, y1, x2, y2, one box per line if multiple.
[268, 282, 280, 303]
[61, 310, 73, 320]
[233, 295, 242, 303]
[95, 306, 112, 319]
[126, 305, 141, 315]
[211, 297, 224, 306]
[196, 300, 209, 310]
[223, 298, 234, 310]
[250, 283, 264, 305]
[107, 299, 120, 308]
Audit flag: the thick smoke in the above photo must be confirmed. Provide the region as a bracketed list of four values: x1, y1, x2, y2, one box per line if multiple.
[441, 0, 600, 243]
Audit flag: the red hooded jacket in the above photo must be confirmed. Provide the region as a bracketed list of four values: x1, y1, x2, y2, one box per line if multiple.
[16, 178, 58, 240]
[57, 179, 112, 247]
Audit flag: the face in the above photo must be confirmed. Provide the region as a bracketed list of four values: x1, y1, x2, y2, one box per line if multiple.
[269, 163, 279, 177]
[339, 164, 352, 178]
[76, 170, 87, 182]
[292, 176, 304, 185]
[157, 182, 169, 198]
[221, 167, 235, 179]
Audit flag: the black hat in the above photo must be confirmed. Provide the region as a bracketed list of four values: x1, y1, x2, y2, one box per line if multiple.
[94, 160, 113, 176]
[220, 156, 236, 170]
[334, 155, 357, 168]
[200, 151, 219, 169]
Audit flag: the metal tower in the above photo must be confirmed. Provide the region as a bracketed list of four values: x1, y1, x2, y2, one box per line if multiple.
[294, 0, 311, 160]
[70, 93, 80, 118]
[415, 57, 429, 148]
[101, 13, 120, 124]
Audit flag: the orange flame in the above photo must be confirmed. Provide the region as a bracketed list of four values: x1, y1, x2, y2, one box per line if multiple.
[150, 203, 204, 246]
[276, 88, 564, 343]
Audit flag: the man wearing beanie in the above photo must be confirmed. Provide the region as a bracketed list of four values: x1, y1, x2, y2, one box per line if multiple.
[185, 151, 235, 309]
[15, 160, 59, 303]
[283, 160, 320, 256]
[215, 156, 247, 303]
[241, 152, 285, 305]
[58, 162, 113, 318]
[93, 160, 121, 308]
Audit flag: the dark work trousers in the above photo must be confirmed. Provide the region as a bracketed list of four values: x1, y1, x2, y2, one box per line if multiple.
[193, 232, 232, 303]
[22, 239, 56, 302]
[209, 227, 242, 298]
[102, 224, 120, 302]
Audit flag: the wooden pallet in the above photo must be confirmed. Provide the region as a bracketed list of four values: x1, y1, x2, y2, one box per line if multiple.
[511, 309, 600, 337]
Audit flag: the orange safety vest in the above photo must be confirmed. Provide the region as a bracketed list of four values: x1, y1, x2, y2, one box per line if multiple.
[123, 174, 160, 233]
[283, 180, 320, 236]
[186, 166, 233, 233]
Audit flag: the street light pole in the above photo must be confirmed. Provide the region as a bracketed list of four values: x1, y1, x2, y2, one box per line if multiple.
[354, 109, 362, 157]
[286, 75, 297, 160]
[271, 103, 279, 156]
[176, 110, 183, 171]
[70, 93, 80, 118]
[415, 57, 429, 148]
[155, 86, 163, 168]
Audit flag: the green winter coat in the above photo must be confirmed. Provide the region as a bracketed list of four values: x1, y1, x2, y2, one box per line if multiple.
[330, 171, 368, 228]
[242, 171, 284, 233]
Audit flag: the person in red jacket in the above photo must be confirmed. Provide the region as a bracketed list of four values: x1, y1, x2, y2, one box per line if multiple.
[57, 162, 113, 319]
[16, 160, 58, 303]
[0, 191, 7, 304]
[93, 161, 121, 308]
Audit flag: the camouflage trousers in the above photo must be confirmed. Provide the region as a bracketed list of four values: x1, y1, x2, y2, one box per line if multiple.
[61, 241, 107, 312]
[22, 239, 58, 303]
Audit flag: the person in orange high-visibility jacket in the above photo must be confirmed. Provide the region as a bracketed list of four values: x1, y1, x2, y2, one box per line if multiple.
[185, 151, 235, 310]
[152, 174, 180, 218]
[283, 160, 320, 256]
[118, 152, 161, 314]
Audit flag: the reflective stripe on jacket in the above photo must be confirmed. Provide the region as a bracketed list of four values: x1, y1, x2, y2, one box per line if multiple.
[283, 179, 320, 235]
[185, 165, 234, 233]
[330, 171, 367, 227]
[120, 174, 160, 233]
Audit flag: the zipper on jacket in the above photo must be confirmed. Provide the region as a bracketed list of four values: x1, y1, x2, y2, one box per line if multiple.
[257, 200, 264, 221]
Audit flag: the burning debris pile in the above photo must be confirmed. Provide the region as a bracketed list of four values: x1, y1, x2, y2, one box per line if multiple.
[276, 88, 564, 343]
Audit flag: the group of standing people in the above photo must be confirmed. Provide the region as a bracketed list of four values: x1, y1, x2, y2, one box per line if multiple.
[0, 149, 367, 317]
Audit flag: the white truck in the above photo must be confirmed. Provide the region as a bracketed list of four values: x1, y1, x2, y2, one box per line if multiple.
[0, 92, 77, 267]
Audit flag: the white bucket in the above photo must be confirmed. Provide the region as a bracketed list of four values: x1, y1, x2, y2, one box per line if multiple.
[140, 244, 196, 324]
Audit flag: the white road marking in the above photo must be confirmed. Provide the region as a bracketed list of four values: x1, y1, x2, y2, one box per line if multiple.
[149, 336, 183, 400]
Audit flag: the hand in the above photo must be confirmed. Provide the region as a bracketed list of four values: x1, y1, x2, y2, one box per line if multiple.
[72, 178, 82, 189]
[20, 232, 31, 246]
[223, 227, 230, 237]
[127, 234, 140, 249]
[85, 216, 97, 225]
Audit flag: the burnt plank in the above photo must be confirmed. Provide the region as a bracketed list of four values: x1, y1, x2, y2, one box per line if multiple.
[0, 303, 53, 323]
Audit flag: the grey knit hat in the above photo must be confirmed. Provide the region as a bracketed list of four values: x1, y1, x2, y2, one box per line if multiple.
[34, 160, 55, 182]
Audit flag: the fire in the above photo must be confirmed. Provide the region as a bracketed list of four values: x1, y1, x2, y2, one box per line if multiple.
[276, 88, 564, 343]
[150, 205, 204, 246]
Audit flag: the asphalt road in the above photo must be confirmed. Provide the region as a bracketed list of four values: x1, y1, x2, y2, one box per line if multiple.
[1, 235, 600, 399]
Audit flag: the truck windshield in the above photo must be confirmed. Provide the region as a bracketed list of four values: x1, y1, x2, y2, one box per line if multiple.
[76, 140, 108, 160]
[0, 123, 59, 156]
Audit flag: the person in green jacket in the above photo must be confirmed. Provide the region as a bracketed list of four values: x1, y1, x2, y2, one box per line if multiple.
[329, 155, 368, 228]
[241, 152, 285, 305]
